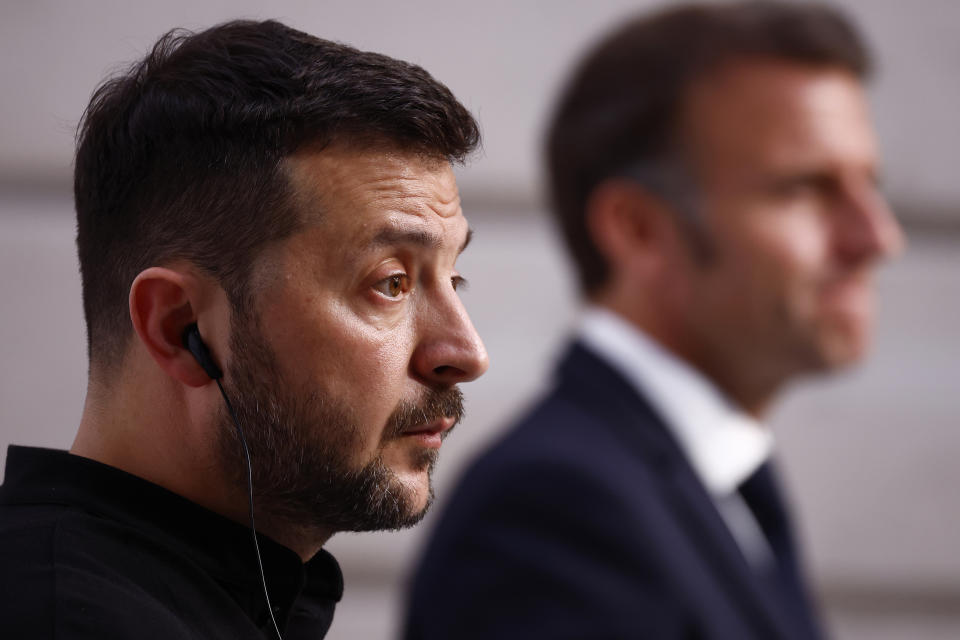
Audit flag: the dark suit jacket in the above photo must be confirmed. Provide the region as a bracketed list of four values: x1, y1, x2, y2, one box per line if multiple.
[404, 342, 823, 639]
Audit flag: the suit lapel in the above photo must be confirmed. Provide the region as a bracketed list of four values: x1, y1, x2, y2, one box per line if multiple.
[556, 342, 803, 639]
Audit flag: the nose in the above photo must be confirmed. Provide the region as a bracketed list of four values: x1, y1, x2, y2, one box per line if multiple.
[835, 180, 905, 266]
[411, 289, 489, 387]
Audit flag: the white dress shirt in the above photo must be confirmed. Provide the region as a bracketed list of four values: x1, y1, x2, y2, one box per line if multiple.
[578, 306, 776, 568]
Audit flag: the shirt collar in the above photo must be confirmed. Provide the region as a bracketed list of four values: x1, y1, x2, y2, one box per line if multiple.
[578, 306, 772, 496]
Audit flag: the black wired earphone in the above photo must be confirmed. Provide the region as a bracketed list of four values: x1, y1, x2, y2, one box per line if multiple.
[182, 324, 283, 640]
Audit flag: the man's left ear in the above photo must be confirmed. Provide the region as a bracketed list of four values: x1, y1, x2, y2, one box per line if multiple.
[128, 267, 217, 388]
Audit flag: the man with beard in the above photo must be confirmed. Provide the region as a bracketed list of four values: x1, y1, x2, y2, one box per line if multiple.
[0, 20, 487, 640]
[406, 3, 902, 639]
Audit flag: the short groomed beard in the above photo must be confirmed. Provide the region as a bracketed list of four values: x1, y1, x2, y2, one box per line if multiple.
[215, 305, 464, 534]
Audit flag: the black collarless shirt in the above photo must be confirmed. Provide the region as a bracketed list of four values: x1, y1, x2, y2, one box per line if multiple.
[0, 446, 343, 639]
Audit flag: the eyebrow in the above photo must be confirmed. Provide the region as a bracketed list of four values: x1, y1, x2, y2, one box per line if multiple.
[368, 226, 473, 254]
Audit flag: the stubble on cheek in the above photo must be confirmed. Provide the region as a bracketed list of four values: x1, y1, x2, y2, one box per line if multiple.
[221, 283, 465, 530]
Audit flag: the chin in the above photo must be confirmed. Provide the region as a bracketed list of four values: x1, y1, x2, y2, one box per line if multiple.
[357, 446, 438, 530]
[815, 322, 870, 370]
[386, 484, 434, 531]
[394, 468, 434, 513]
[816, 289, 875, 361]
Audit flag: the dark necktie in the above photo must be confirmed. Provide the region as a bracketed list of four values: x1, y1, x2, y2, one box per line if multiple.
[739, 462, 824, 639]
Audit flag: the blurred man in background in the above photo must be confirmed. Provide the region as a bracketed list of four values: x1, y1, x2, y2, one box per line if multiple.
[0, 20, 487, 639]
[406, 2, 902, 638]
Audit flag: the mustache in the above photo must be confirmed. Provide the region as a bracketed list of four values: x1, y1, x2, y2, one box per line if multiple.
[385, 387, 465, 438]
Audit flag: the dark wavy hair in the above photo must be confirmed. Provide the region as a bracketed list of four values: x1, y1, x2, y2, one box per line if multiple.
[546, 1, 870, 295]
[75, 20, 480, 372]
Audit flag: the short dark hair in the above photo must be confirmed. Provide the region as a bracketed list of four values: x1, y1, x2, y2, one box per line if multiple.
[546, 1, 871, 295]
[75, 20, 480, 372]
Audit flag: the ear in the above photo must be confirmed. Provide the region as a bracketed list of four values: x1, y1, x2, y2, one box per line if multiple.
[128, 267, 218, 388]
[586, 179, 673, 279]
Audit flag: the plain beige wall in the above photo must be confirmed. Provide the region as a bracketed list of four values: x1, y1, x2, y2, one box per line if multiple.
[2, 0, 960, 218]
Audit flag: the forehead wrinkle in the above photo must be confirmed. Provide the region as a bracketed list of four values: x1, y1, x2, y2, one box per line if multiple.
[287, 145, 460, 222]
[369, 226, 443, 250]
[344, 220, 469, 279]
[362, 174, 462, 221]
[428, 194, 462, 219]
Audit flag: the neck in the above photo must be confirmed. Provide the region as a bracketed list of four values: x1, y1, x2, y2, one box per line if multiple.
[73, 360, 332, 562]
[253, 515, 332, 562]
[72, 359, 248, 529]
[593, 294, 782, 420]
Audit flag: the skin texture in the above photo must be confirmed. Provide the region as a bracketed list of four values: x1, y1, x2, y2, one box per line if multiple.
[73, 146, 488, 560]
[591, 60, 904, 416]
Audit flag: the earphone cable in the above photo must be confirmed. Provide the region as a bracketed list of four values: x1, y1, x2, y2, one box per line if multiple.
[216, 378, 284, 640]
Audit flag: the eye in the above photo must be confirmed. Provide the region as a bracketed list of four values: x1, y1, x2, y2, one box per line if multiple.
[452, 275, 468, 292]
[373, 273, 410, 298]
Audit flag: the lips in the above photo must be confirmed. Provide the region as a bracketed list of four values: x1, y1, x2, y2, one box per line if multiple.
[819, 272, 872, 314]
[402, 416, 456, 437]
[400, 417, 457, 448]
[386, 387, 464, 436]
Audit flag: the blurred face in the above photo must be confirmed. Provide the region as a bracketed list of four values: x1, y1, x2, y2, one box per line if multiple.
[218, 146, 488, 533]
[662, 61, 903, 405]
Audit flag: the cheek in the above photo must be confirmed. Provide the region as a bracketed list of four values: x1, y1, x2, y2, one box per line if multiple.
[694, 212, 830, 331]
[321, 323, 409, 394]
[727, 210, 832, 292]
[265, 294, 408, 392]
[316, 307, 417, 413]
[770, 214, 830, 270]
